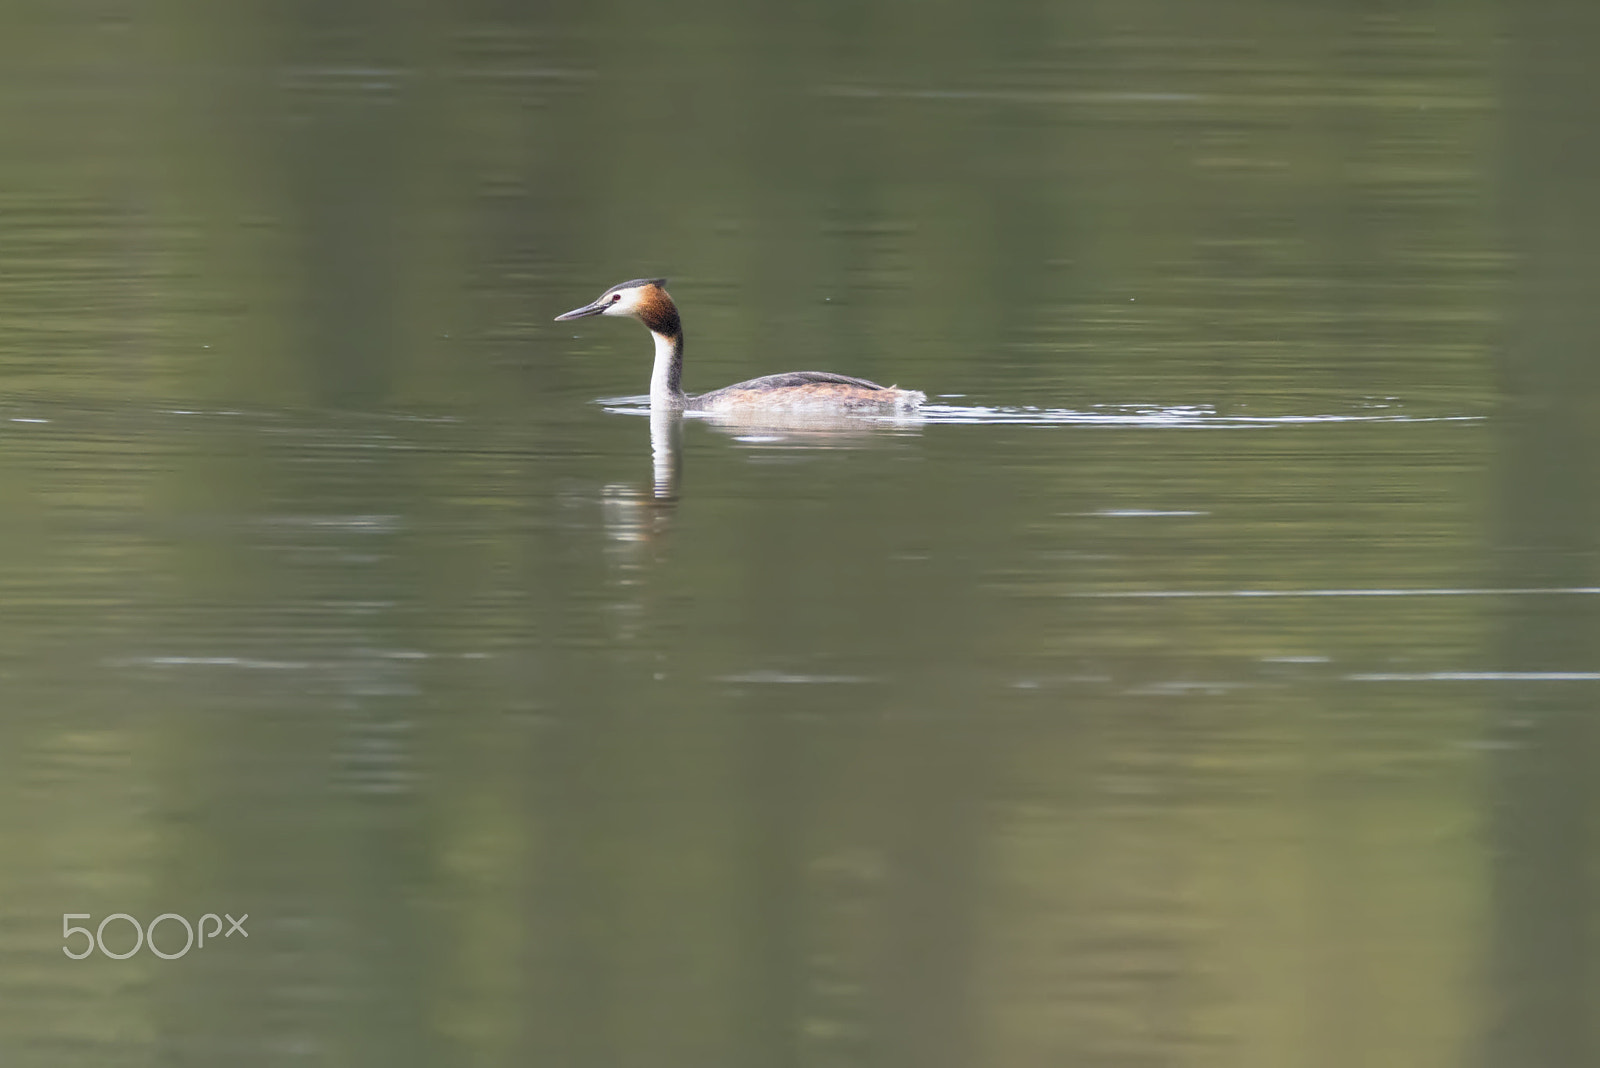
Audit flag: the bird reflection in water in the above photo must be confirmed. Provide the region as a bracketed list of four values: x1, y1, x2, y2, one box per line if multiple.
[601, 407, 682, 553]
[600, 405, 924, 552]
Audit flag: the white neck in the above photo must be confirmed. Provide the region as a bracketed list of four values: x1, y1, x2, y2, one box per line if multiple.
[649, 330, 685, 406]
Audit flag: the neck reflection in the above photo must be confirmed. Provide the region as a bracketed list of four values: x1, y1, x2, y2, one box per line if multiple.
[650, 406, 681, 500]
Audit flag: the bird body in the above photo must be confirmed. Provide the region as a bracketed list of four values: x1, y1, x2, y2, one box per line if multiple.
[556, 279, 925, 414]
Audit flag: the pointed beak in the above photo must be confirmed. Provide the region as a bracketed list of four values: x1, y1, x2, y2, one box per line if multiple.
[555, 298, 608, 321]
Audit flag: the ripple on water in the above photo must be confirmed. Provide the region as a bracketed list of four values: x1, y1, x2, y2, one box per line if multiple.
[715, 671, 880, 685]
[1347, 671, 1600, 682]
[598, 397, 1482, 429]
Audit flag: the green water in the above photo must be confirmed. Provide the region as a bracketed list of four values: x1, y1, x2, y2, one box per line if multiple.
[2, 2, 1598, 1065]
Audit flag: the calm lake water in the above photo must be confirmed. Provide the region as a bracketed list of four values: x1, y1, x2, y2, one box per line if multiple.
[3, 2, 1599, 1066]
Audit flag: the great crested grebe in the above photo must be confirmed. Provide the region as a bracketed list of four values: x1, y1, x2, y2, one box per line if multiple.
[556, 278, 926, 413]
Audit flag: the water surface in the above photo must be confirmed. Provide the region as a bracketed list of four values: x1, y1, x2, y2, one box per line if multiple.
[2, 2, 1598, 1067]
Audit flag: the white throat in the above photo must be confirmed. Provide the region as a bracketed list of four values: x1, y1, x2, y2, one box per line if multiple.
[649, 329, 684, 406]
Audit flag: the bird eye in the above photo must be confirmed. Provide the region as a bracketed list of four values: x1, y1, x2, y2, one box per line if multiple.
[610, 293, 621, 302]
